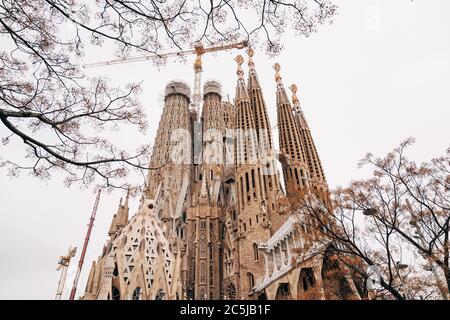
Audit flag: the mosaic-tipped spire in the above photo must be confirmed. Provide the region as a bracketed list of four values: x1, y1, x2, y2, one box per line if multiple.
[289, 84, 307, 128]
[234, 54, 248, 102]
[246, 49, 280, 199]
[274, 63, 291, 106]
[290, 83, 328, 194]
[247, 47, 255, 70]
[275, 64, 310, 196]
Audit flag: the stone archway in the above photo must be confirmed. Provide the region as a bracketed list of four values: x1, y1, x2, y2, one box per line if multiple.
[257, 290, 268, 300]
[274, 283, 291, 300]
[226, 282, 236, 300]
[297, 268, 321, 299]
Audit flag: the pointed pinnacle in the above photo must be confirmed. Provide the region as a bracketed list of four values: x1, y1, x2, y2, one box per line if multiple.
[235, 54, 244, 80]
[273, 63, 282, 83]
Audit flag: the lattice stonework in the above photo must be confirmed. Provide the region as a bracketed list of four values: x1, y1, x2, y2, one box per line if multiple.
[83, 199, 177, 300]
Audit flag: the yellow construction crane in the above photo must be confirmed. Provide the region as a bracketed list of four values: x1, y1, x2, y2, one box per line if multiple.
[55, 246, 77, 300]
[83, 41, 248, 115]
[82, 41, 248, 69]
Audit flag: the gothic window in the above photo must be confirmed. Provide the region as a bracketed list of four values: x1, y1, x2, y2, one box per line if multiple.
[245, 172, 250, 192]
[294, 168, 300, 186]
[240, 177, 244, 208]
[200, 262, 206, 283]
[251, 169, 255, 189]
[279, 283, 290, 296]
[209, 263, 214, 286]
[227, 283, 236, 300]
[300, 268, 316, 291]
[247, 273, 255, 290]
[200, 241, 206, 258]
[253, 243, 259, 261]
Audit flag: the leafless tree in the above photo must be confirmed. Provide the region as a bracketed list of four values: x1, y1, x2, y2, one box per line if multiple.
[294, 138, 449, 300]
[0, 0, 337, 189]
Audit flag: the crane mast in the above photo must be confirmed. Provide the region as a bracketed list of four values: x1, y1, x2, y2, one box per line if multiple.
[69, 189, 102, 300]
[55, 246, 77, 300]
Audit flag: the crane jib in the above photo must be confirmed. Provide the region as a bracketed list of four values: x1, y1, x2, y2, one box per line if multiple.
[82, 41, 248, 69]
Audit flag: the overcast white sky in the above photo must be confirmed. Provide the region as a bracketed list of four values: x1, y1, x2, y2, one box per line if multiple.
[0, 0, 449, 299]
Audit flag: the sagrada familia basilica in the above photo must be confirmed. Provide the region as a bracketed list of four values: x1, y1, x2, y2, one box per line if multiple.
[80, 49, 362, 300]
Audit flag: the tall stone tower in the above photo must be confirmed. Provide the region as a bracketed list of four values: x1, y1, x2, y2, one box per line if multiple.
[275, 64, 310, 198]
[234, 55, 271, 299]
[184, 81, 225, 300]
[246, 49, 284, 231]
[146, 81, 192, 240]
[290, 84, 329, 202]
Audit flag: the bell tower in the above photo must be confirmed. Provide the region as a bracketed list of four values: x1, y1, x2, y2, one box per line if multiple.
[234, 54, 271, 299]
[290, 84, 330, 202]
[275, 64, 310, 198]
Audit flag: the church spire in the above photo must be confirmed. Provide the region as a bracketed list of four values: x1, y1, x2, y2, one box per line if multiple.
[247, 48, 275, 156]
[198, 169, 210, 205]
[274, 63, 310, 197]
[234, 54, 248, 102]
[233, 52, 267, 203]
[234, 54, 259, 168]
[290, 84, 329, 195]
[246, 48, 281, 221]
[233, 53, 271, 298]
[108, 190, 130, 236]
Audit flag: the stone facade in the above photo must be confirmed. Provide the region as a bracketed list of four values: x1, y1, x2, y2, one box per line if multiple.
[81, 51, 360, 300]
